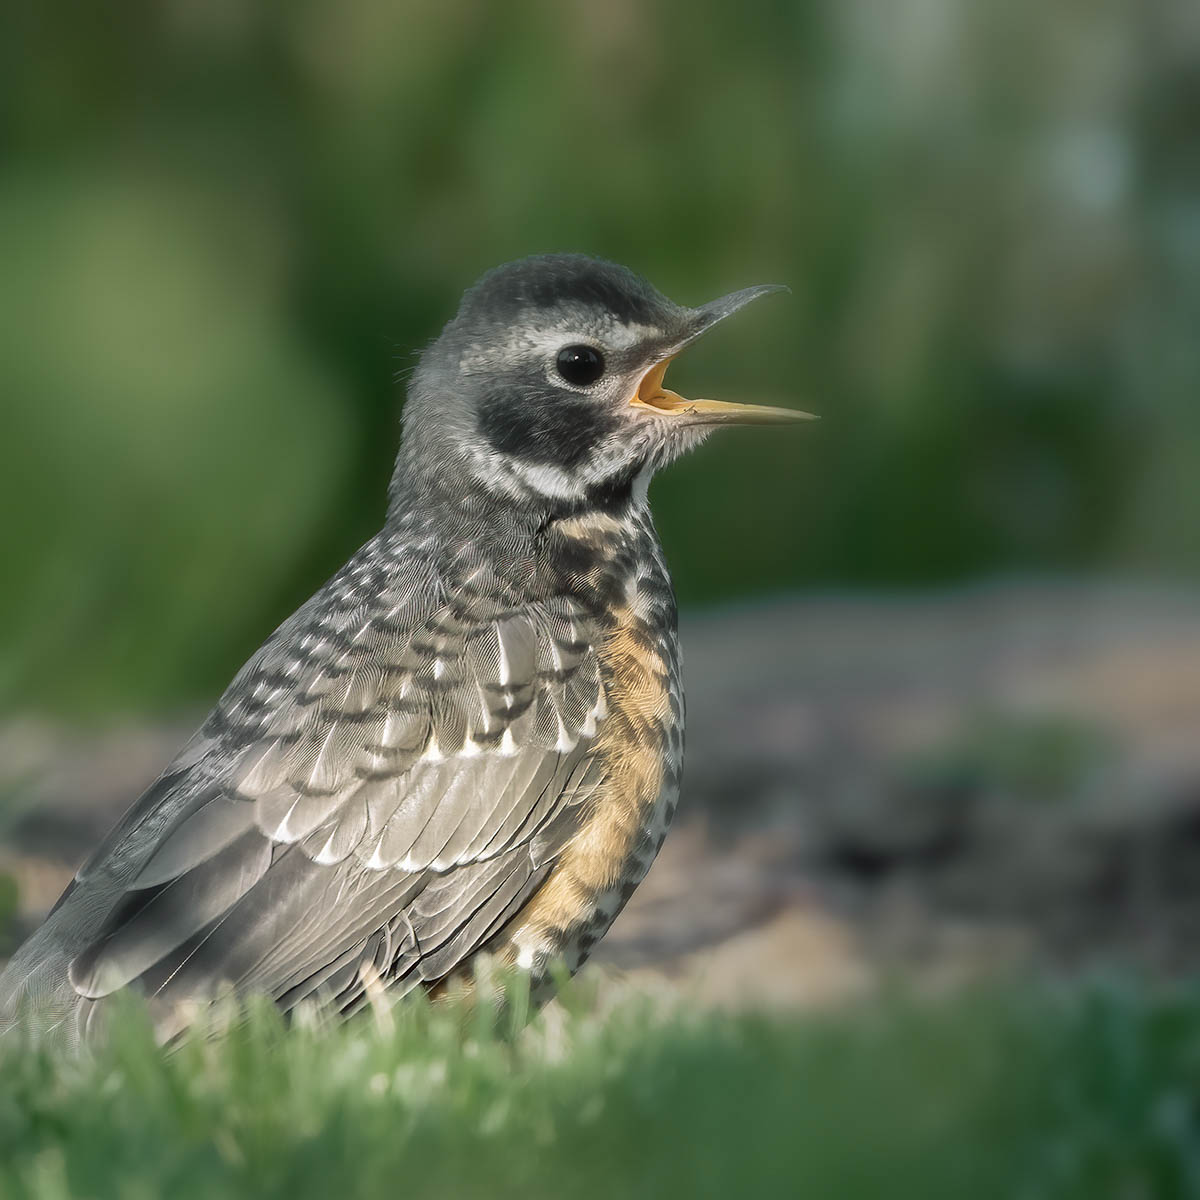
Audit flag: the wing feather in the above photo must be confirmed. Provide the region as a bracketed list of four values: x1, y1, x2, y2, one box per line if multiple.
[65, 589, 607, 1029]
[69, 830, 273, 999]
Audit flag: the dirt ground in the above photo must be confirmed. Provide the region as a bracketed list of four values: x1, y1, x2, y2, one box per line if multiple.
[4, 579, 1200, 1010]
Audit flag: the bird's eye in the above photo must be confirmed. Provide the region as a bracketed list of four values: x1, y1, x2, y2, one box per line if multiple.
[556, 344, 605, 387]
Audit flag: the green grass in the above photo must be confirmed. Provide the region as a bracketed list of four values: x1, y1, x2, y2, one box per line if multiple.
[3, 976, 1200, 1199]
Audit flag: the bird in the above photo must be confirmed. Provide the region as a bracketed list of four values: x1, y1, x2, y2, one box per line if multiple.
[0, 254, 812, 1046]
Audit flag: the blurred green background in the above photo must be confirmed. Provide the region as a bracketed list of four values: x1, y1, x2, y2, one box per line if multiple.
[2, 0, 1197, 712]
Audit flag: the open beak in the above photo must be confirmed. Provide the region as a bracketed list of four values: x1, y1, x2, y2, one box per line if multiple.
[631, 358, 816, 425]
[629, 284, 817, 426]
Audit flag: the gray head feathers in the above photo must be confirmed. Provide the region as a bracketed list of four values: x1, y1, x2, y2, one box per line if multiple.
[391, 254, 783, 515]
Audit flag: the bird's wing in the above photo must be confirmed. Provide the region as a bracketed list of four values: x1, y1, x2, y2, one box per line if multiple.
[66, 587, 609, 1020]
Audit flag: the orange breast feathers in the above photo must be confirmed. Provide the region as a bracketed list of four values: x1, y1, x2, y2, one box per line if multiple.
[507, 596, 675, 952]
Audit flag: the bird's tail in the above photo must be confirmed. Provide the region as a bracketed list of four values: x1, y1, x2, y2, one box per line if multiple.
[0, 933, 92, 1051]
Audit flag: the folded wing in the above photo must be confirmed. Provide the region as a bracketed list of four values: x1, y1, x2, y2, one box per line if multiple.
[67, 591, 609, 1026]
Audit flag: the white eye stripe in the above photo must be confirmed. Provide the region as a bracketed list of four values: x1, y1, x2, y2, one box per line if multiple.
[459, 318, 664, 374]
[508, 461, 584, 500]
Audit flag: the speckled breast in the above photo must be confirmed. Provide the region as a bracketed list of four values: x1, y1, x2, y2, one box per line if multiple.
[503, 506, 685, 977]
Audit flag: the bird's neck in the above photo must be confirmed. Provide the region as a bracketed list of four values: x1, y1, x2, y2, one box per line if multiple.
[389, 421, 654, 537]
[385, 444, 665, 620]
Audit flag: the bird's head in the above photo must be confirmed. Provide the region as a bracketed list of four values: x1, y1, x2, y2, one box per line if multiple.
[396, 254, 813, 512]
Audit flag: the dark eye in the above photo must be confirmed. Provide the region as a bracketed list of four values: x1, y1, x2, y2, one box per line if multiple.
[556, 344, 605, 387]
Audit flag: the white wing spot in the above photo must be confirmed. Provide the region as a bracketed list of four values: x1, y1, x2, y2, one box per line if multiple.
[312, 829, 343, 865]
[271, 796, 303, 843]
[364, 836, 390, 870]
[580, 690, 607, 738]
[497, 629, 511, 686]
[555, 716, 576, 753]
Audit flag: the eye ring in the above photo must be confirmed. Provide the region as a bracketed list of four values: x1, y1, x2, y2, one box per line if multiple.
[556, 344, 605, 387]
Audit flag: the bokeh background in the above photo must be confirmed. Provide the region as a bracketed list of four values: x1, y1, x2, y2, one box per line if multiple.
[3, 1, 1200, 1192]
[4, 0, 1198, 710]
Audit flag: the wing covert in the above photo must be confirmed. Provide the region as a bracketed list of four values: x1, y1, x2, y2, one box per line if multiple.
[67, 592, 610, 1017]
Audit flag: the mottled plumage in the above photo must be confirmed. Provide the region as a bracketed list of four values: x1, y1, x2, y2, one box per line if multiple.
[0, 255, 810, 1045]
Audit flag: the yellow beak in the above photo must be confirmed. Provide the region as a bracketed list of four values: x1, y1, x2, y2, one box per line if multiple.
[630, 358, 817, 426]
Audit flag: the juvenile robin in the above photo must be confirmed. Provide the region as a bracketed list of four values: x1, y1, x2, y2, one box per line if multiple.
[0, 254, 812, 1044]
